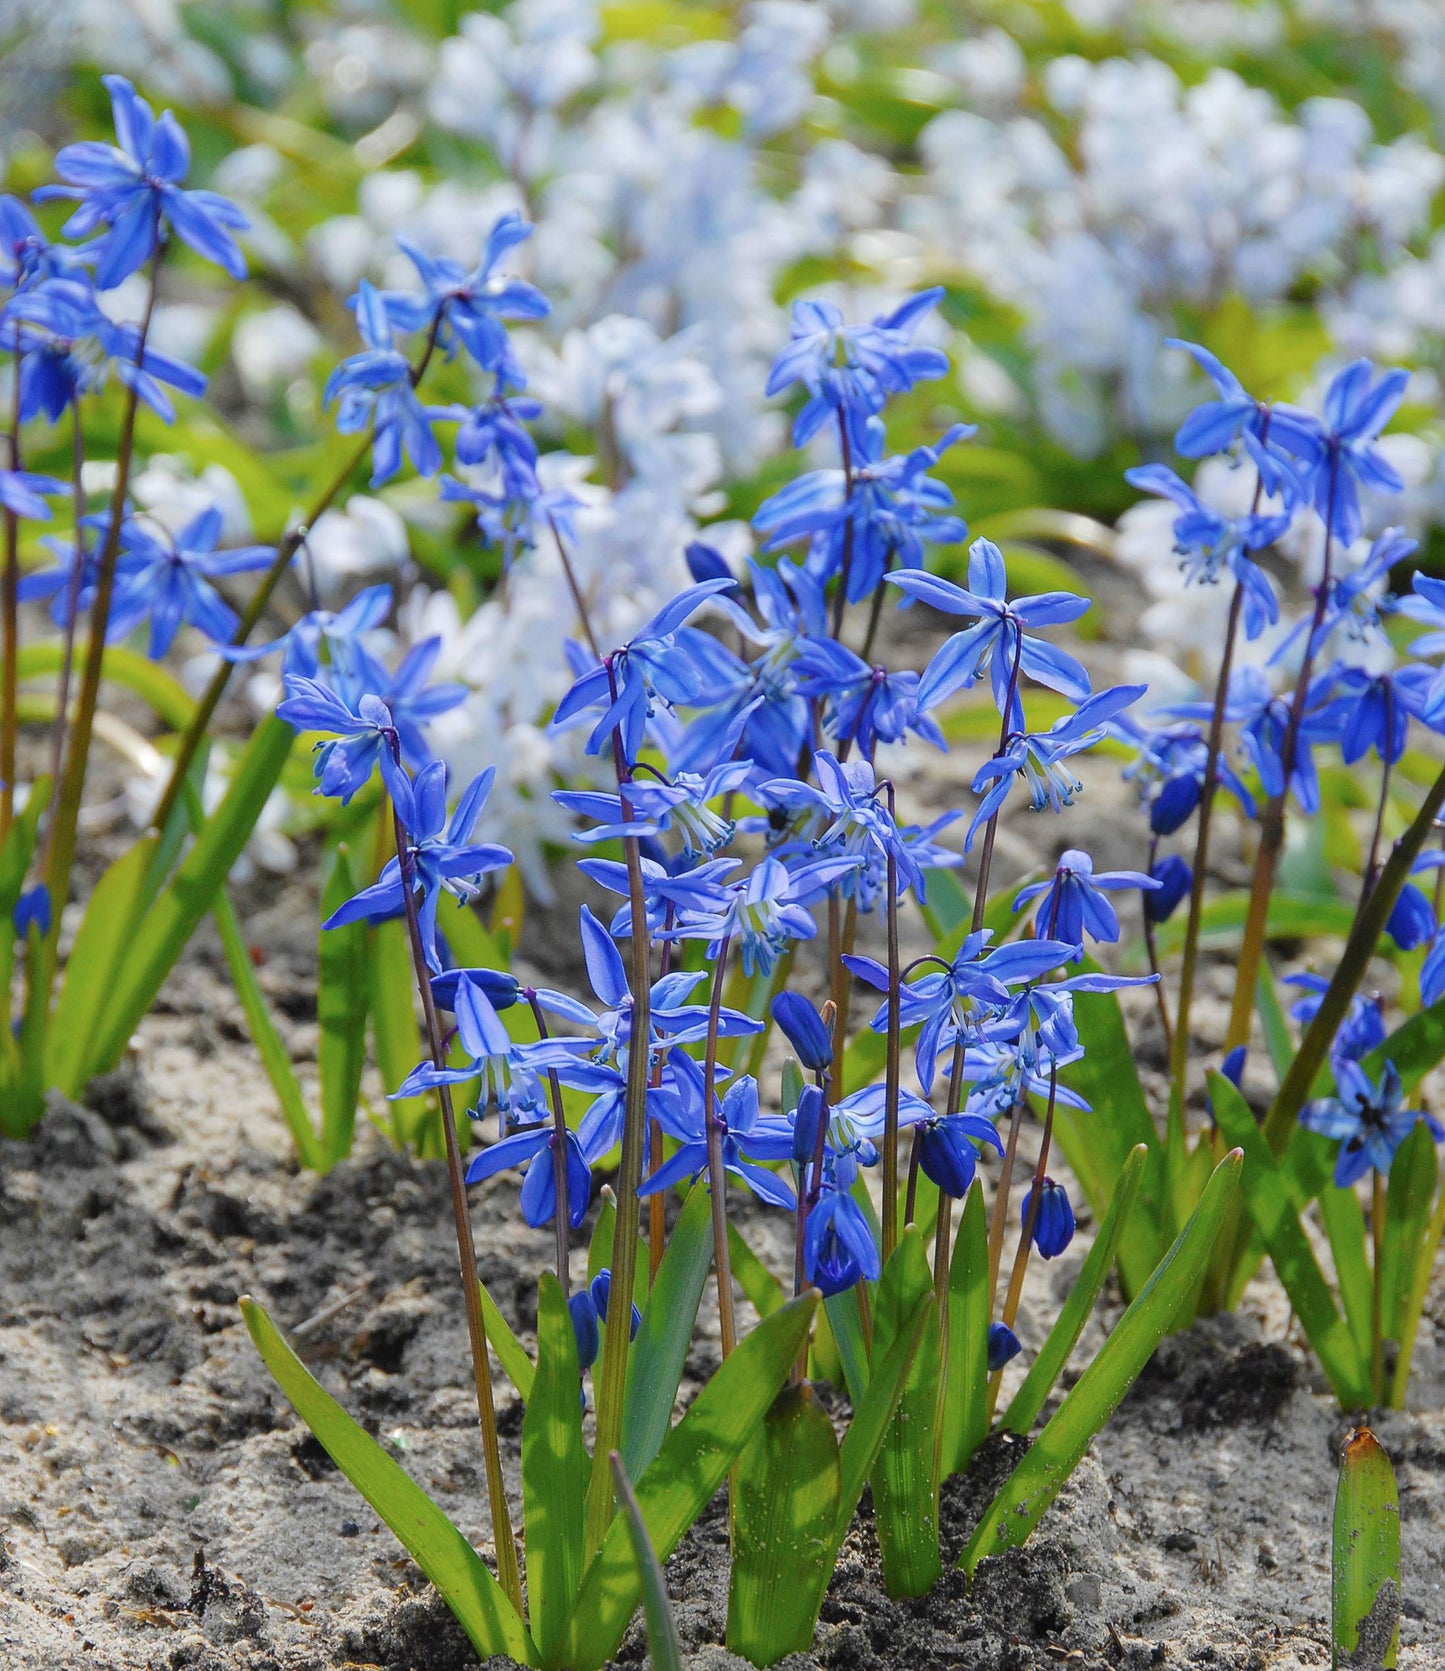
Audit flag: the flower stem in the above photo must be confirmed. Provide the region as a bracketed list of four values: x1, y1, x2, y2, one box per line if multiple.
[1361, 691, 1395, 905]
[527, 990, 572, 1295]
[390, 801, 520, 1610]
[1371, 1171, 1386, 1406]
[42, 406, 90, 834]
[701, 933, 738, 1358]
[1169, 577, 1245, 1104]
[985, 1100, 1025, 1306]
[1226, 452, 1340, 1052]
[829, 404, 856, 639]
[41, 249, 162, 954]
[971, 635, 1026, 933]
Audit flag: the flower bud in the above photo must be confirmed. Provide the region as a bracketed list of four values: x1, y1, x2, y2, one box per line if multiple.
[685, 541, 737, 590]
[791, 1084, 826, 1167]
[589, 1270, 641, 1339]
[771, 991, 832, 1074]
[569, 1290, 600, 1373]
[1145, 854, 1191, 924]
[987, 1322, 1021, 1372]
[1023, 1177, 1075, 1259]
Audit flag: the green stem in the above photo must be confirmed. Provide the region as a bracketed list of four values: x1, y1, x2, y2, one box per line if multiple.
[527, 990, 573, 1296]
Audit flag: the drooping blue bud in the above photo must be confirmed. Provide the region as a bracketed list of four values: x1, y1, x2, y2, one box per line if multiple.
[771, 991, 831, 1074]
[685, 541, 738, 590]
[430, 966, 520, 1011]
[569, 1289, 600, 1373]
[1022, 1177, 1075, 1259]
[589, 1269, 641, 1339]
[1145, 854, 1191, 924]
[791, 1084, 826, 1168]
[13, 883, 51, 940]
[1386, 881, 1435, 951]
[987, 1322, 1021, 1372]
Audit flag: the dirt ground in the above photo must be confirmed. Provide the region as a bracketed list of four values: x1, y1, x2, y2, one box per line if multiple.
[2, 564, 1444, 1670]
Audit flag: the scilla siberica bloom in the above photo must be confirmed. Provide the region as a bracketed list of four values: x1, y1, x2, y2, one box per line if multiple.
[889, 540, 1092, 726]
[35, 76, 248, 289]
[1013, 850, 1160, 955]
[1299, 1060, 1442, 1187]
[325, 280, 441, 487]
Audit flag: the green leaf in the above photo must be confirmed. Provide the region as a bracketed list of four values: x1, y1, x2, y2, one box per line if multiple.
[317, 844, 371, 1167]
[523, 1274, 589, 1666]
[15, 642, 193, 731]
[837, 1288, 932, 1541]
[1001, 1144, 1148, 1436]
[1318, 1184, 1372, 1371]
[562, 1292, 818, 1671]
[1153, 890, 1358, 954]
[1211, 1074, 1372, 1408]
[940, 1182, 989, 1480]
[1390, 1151, 1445, 1410]
[1054, 983, 1164, 1297]
[239, 1297, 537, 1666]
[214, 884, 323, 1171]
[87, 717, 296, 1078]
[0, 780, 49, 1108]
[1332, 1428, 1400, 1670]
[727, 1384, 842, 1664]
[1380, 1123, 1438, 1354]
[727, 1222, 786, 1319]
[822, 1284, 871, 1407]
[608, 1454, 682, 1671]
[869, 1226, 943, 1598]
[622, 1183, 713, 1480]
[961, 1150, 1243, 1574]
[588, 1192, 616, 1285]
[371, 917, 432, 1153]
[46, 834, 155, 1097]
[479, 1277, 535, 1400]
[1256, 962, 1296, 1085]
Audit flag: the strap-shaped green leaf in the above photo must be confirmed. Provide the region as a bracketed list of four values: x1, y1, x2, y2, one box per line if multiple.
[940, 1182, 989, 1480]
[1211, 1074, 1371, 1408]
[371, 916, 433, 1153]
[822, 1285, 870, 1406]
[239, 1296, 537, 1666]
[962, 1150, 1243, 1574]
[214, 884, 323, 1170]
[88, 717, 296, 1077]
[622, 1182, 712, 1480]
[1054, 982, 1164, 1297]
[837, 1288, 931, 1542]
[609, 1454, 682, 1671]
[1001, 1144, 1148, 1436]
[727, 1384, 842, 1663]
[524, 1274, 588, 1665]
[318, 843, 371, 1168]
[562, 1291, 817, 1671]
[479, 1277, 535, 1399]
[727, 1221, 785, 1319]
[45, 833, 154, 1098]
[1380, 1123, 1438, 1358]
[870, 1225, 943, 1598]
[1318, 1184, 1371, 1370]
[1333, 1428, 1400, 1669]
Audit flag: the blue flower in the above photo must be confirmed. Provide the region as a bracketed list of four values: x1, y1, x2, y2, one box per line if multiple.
[324, 280, 441, 487]
[4, 275, 206, 422]
[640, 1064, 797, 1211]
[343, 638, 468, 767]
[1385, 883, 1435, 952]
[323, 763, 512, 972]
[761, 751, 927, 900]
[105, 506, 273, 659]
[375, 215, 548, 372]
[440, 476, 582, 572]
[967, 684, 1145, 849]
[276, 678, 411, 805]
[555, 759, 751, 858]
[889, 539, 1091, 725]
[1300, 1059, 1442, 1187]
[575, 852, 740, 940]
[1013, 849, 1160, 956]
[1285, 974, 1385, 1068]
[803, 1185, 880, 1296]
[1123, 463, 1285, 640]
[766, 290, 950, 445]
[754, 417, 972, 604]
[465, 1121, 597, 1230]
[35, 76, 248, 290]
[1302, 359, 1410, 548]
[550, 580, 736, 764]
[1271, 527, 1412, 667]
[1022, 1178, 1074, 1259]
[674, 853, 859, 977]
[588, 1269, 642, 1340]
[1118, 715, 1255, 835]
[790, 637, 943, 759]
[395, 972, 590, 1127]
[0, 470, 65, 520]
[0, 195, 87, 291]
[1165, 339, 1315, 502]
